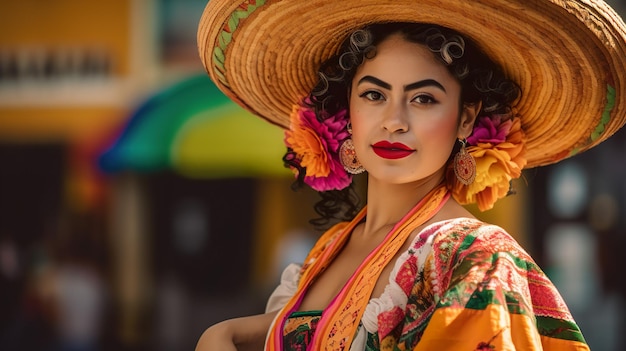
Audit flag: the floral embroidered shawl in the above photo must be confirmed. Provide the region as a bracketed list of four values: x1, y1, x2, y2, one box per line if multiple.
[266, 217, 589, 351]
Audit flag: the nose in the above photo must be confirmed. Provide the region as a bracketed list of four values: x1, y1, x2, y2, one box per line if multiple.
[382, 102, 409, 133]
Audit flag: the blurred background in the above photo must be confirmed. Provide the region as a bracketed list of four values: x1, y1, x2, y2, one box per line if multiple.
[0, 1, 624, 350]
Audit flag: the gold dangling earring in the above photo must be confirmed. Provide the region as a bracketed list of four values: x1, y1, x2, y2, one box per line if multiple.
[453, 138, 476, 185]
[339, 123, 365, 175]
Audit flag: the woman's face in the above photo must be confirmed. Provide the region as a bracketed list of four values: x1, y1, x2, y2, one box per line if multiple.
[349, 33, 477, 185]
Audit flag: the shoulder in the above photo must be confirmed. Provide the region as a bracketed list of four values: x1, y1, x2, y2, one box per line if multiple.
[424, 218, 530, 260]
[421, 218, 536, 284]
[401, 218, 511, 271]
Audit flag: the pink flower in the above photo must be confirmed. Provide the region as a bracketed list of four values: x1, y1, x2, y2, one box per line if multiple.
[284, 101, 352, 191]
[467, 115, 512, 145]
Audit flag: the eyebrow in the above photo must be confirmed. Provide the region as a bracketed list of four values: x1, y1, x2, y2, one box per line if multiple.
[357, 75, 447, 93]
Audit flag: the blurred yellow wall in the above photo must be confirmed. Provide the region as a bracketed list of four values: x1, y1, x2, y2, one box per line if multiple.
[0, 107, 125, 142]
[0, 0, 133, 143]
[0, 1, 130, 74]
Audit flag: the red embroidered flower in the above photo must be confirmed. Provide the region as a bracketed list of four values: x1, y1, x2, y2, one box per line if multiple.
[395, 255, 418, 295]
[377, 306, 404, 339]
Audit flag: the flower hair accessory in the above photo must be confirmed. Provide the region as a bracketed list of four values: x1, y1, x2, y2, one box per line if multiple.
[450, 114, 527, 211]
[284, 98, 352, 191]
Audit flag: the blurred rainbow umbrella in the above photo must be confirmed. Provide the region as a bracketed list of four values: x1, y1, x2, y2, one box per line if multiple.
[99, 74, 289, 178]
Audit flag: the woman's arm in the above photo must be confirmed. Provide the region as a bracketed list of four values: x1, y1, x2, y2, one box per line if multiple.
[196, 262, 300, 350]
[195, 311, 278, 351]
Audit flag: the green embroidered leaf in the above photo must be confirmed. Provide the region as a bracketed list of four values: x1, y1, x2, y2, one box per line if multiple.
[234, 9, 250, 20]
[591, 84, 616, 142]
[570, 83, 616, 158]
[212, 0, 268, 89]
[227, 15, 238, 32]
[218, 31, 232, 49]
[213, 47, 225, 65]
[214, 68, 226, 84]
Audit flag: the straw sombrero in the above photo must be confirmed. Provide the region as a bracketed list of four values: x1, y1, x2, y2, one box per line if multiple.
[198, 0, 626, 168]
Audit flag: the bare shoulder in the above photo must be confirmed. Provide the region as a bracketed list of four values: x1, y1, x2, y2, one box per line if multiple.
[434, 197, 476, 222]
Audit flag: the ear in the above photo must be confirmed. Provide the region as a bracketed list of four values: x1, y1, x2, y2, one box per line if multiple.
[457, 102, 481, 138]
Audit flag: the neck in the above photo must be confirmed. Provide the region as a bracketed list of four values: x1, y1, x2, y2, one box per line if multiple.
[362, 172, 446, 236]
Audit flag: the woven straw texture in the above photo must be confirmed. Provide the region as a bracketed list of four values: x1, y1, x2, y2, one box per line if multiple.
[198, 0, 626, 168]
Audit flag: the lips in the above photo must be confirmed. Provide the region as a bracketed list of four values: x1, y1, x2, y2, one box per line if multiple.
[372, 141, 415, 159]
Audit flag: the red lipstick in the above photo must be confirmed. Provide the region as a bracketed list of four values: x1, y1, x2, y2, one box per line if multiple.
[372, 141, 415, 159]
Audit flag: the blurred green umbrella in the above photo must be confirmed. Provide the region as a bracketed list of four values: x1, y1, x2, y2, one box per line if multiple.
[99, 74, 289, 178]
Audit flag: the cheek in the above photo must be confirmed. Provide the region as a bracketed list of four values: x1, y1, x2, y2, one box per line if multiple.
[418, 110, 460, 139]
[416, 112, 461, 161]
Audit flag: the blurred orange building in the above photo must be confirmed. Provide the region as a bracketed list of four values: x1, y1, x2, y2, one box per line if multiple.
[1, 2, 149, 349]
[0, 2, 314, 349]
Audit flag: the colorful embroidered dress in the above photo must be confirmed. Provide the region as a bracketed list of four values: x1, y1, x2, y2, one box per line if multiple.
[266, 216, 589, 351]
[283, 310, 322, 350]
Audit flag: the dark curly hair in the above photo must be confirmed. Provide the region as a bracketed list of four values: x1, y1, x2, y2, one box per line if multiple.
[284, 22, 520, 228]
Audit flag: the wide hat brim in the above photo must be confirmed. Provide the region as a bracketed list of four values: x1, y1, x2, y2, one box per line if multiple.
[198, 0, 626, 168]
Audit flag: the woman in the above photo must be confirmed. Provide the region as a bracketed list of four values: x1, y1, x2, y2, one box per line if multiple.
[196, 0, 626, 350]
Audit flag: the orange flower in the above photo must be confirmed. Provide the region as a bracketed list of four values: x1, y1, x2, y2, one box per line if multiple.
[284, 102, 351, 191]
[286, 117, 332, 177]
[451, 117, 527, 211]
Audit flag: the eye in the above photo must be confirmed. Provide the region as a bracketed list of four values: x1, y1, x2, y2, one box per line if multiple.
[412, 94, 438, 104]
[359, 90, 385, 101]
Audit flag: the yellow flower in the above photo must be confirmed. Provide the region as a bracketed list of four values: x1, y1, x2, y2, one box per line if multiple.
[451, 117, 527, 211]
